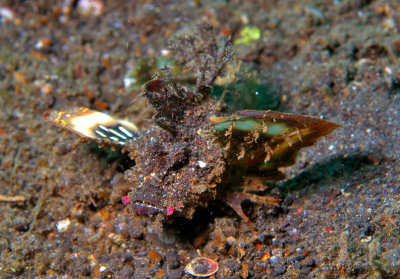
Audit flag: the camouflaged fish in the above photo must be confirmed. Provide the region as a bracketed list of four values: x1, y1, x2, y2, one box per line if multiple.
[45, 71, 340, 228]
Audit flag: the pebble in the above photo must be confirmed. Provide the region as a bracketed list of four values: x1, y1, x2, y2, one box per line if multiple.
[56, 218, 71, 232]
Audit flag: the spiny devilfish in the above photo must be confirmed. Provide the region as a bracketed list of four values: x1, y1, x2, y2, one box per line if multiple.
[45, 69, 340, 230]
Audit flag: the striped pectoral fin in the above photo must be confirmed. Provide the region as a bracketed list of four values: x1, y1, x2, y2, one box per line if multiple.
[44, 107, 140, 146]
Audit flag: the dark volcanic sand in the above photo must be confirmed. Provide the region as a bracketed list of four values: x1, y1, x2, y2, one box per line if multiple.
[1, 1, 400, 278]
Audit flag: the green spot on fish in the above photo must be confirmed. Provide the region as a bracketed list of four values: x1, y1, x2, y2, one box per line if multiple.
[265, 123, 289, 135]
[213, 119, 260, 132]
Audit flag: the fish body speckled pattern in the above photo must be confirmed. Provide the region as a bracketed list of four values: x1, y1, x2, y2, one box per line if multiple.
[45, 72, 340, 228]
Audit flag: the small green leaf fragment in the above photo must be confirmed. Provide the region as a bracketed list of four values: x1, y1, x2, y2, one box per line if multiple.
[234, 26, 261, 45]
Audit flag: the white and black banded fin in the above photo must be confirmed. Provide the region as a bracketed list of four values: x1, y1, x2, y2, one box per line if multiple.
[44, 107, 139, 146]
[93, 123, 139, 145]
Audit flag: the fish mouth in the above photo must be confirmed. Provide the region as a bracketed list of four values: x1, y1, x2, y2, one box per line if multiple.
[131, 201, 163, 215]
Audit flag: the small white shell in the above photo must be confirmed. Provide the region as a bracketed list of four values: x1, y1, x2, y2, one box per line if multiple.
[184, 257, 218, 277]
